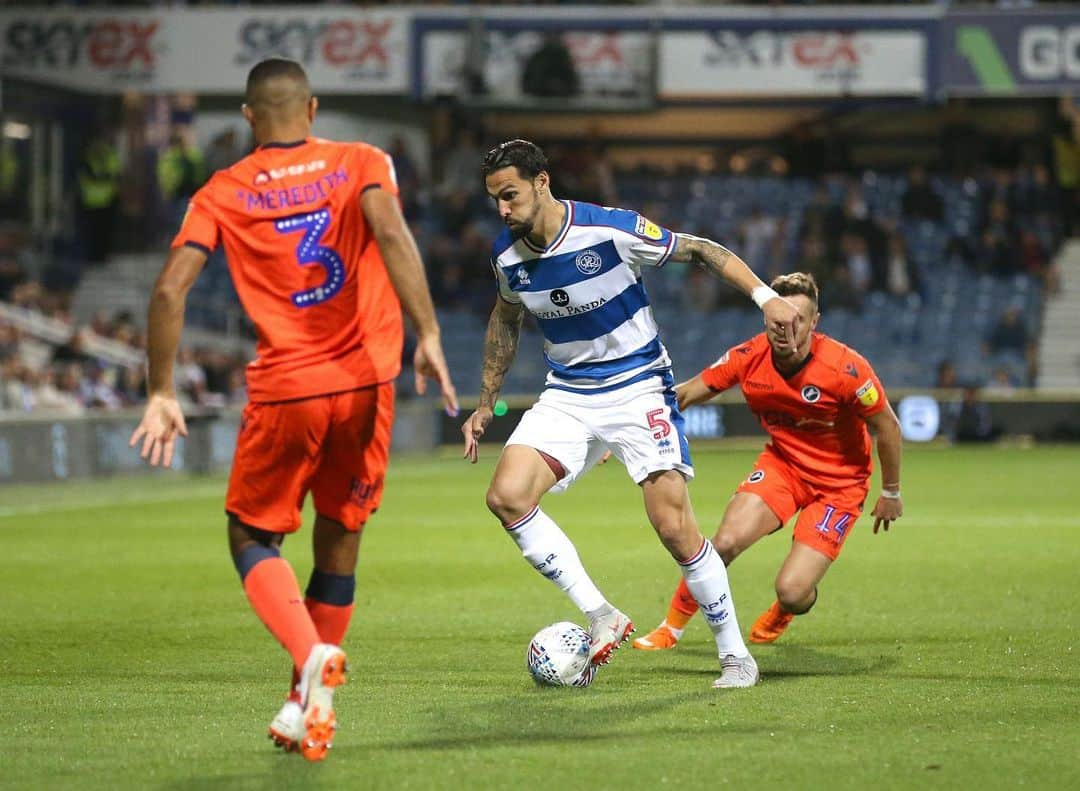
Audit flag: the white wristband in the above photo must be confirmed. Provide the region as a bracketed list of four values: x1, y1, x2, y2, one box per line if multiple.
[880, 490, 901, 500]
[751, 285, 779, 309]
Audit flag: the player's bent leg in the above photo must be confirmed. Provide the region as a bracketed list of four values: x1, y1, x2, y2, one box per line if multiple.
[641, 471, 755, 687]
[489, 445, 624, 661]
[636, 491, 786, 651]
[711, 492, 784, 566]
[750, 542, 832, 644]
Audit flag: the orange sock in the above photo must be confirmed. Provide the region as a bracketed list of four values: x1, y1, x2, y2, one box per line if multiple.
[289, 601, 355, 700]
[242, 557, 320, 669]
[307, 599, 355, 646]
[666, 577, 700, 630]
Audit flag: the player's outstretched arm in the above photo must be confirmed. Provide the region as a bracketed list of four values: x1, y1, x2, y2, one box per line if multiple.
[129, 245, 205, 468]
[462, 297, 524, 463]
[866, 405, 904, 533]
[669, 233, 799, 350]
[675, 374, 715, 411]
[362, 188, 458, 417]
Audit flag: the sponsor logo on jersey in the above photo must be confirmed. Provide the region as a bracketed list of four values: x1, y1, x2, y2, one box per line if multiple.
[745, 380, 773, 391]
[634, 216, 664, 241]
[801, 385, 821, 403]
[515, 267, 530, 286]
[550, 289, 570, 307]
[535, 297, 608, 320]
[747, 470, 765, 483]
[253, 160, 327, 185]
[856, 379, 879, 407]
[575, 249, 603, 275]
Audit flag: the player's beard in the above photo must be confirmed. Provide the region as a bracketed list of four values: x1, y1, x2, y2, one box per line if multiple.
[507, 199, 541, 241]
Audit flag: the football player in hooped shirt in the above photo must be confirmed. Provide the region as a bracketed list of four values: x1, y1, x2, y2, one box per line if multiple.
[128, 58, 458, 761]
[633, 272, 904, 651]
[461, 139, 801, 689]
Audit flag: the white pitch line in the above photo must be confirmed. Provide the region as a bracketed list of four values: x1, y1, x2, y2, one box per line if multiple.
[0, 483, 225, 518]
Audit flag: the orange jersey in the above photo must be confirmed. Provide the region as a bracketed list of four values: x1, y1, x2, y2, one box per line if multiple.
[700, 333, 888, 488]
[172, 137, 403, 403]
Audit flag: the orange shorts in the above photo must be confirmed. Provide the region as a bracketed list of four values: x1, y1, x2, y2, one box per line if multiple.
[225, 383, 394, 533]
[736, 448, 868, 561]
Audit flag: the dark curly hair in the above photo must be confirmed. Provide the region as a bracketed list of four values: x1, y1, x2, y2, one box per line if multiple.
[481, 139, 548, 181]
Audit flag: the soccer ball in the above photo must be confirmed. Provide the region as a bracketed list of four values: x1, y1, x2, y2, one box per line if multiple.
[526, 621, 597, 687]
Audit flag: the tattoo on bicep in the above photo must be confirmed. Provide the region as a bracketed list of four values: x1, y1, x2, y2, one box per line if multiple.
[479, 301, 524, 408]
[672, 233, 733, 276]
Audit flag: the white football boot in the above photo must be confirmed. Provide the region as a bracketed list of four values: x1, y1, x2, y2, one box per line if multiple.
[268, 699, 304, 752]
[291, 643, 348, 761]
[587, 607, 635, 666]
[712, 653, 760, 689]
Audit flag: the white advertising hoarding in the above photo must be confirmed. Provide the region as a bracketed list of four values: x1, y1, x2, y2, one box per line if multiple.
[0, 9, 411, 94]
[423, 29, 653, 104]
[659, 29, 926, 98]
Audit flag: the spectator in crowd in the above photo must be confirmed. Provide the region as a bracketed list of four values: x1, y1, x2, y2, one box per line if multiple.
[205, 127, 246, 175]
[901, 165, 944, 222]
[984, 305, 1036, 384]
[947, 384, 1000, 443]
[388, 135, 424, 221]
[0, 137, 21, 220]
[0, 227, 29, 301]
[157, 125, 206, 235]
[935, 359, 959, 389]
[884, 231, 920, 298]
[77, 129, 122, 265]
[521, 31, 580, 99]
[740, 206, 779, 278]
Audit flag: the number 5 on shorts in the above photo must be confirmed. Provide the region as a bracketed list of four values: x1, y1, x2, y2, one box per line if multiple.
[646, 408, 672, 440]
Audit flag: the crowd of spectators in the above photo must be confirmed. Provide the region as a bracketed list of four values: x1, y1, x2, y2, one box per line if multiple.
[3, 98, 1076, 412]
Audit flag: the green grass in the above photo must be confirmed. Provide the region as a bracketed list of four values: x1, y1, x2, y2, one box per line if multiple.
[2, 444, 1078, 789]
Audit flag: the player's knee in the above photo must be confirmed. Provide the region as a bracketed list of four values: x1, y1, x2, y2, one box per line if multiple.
[711, 530, 743, 565]
[775, 574, 816, 614]
[485, 481, 530, 525]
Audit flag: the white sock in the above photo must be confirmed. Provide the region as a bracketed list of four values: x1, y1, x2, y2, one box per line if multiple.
[504, 506, 607, 614]
[678, 539, 749, 658]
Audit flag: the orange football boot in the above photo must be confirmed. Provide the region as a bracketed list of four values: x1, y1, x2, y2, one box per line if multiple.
[749, 601, 794, 643]
[632, 624, 680, 651]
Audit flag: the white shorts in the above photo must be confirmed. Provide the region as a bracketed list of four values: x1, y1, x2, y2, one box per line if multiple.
[505, 371, 694, 493]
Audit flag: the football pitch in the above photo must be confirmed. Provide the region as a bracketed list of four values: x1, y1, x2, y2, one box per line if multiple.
[2, 443, 1078, 790]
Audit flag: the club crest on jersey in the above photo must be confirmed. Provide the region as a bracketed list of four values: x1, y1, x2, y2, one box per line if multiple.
[747, 470, 765, 483]
[550, 289, 570, 307]
[575, 249, 603, 275]
[634, 216, 664, 241]
[856, 379, 880, 407]
[801, 385, 821, 403]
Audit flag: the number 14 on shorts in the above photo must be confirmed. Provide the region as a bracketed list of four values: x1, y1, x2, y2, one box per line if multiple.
[814, 505, 852, 538]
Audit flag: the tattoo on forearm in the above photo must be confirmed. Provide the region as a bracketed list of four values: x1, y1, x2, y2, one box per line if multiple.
[479, 302, 524, 408]
[671, 234, 734, 277]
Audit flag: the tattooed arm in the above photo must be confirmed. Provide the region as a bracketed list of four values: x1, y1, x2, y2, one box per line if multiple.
[670, 233, 800, 348]
[462, 297, 526, 463]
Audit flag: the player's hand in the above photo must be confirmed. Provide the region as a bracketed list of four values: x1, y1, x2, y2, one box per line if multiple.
[129, 393, 188, 468]
[871, 494, 903, 533]
[413, 332, 459, 417]
[762, 296, 800, 352]
[461, 407, 494, 464]
[598, 450, 613, 464]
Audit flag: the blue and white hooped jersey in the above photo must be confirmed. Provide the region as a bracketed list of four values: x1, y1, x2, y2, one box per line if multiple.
[491, 200, 678, 394]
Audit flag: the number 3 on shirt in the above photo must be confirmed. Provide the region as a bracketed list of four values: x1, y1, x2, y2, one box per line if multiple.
[274, 208, 345, 308]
